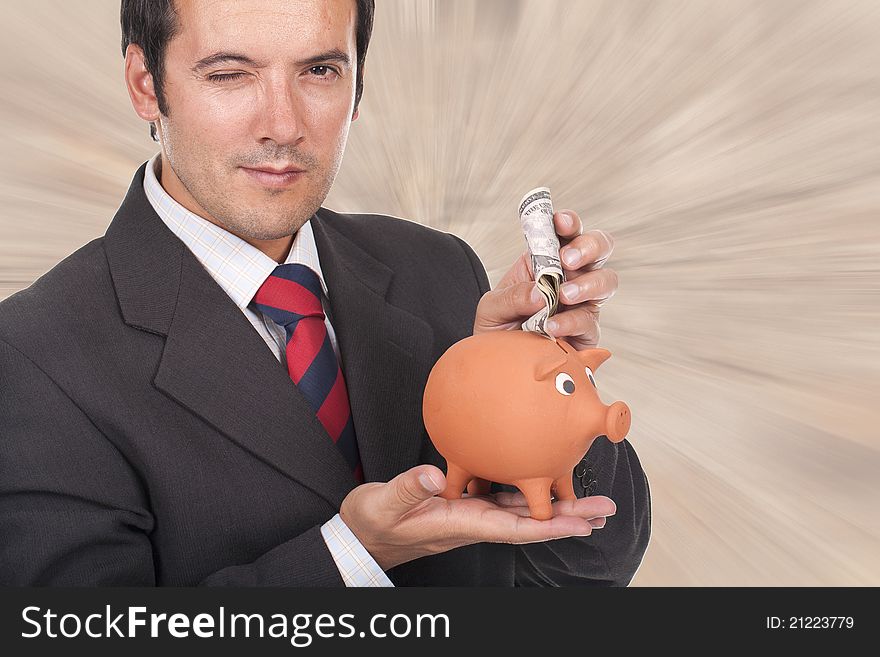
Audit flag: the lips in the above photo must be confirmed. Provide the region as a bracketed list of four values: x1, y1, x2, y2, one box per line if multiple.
[245, 165, 305, 175]
[240, 165, 305, 188]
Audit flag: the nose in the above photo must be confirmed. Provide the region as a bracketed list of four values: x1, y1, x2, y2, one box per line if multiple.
[257, 79, 306, 147]
[604, 401, 631, 443]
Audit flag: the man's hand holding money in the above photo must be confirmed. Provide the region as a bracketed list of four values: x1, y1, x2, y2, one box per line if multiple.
[473, 207, 618, 351]
[340, 199, 620, 569]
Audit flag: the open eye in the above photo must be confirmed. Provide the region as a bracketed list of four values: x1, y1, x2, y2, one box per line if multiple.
[555, 372, 575, 396]
[585, 366, 597, 388]
[308, 65, 340, 80]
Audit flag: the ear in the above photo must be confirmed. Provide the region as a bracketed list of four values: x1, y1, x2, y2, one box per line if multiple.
[534, 352, 568, 381]
[352, 64, 365, 121]
[576, 348, 612, 371]
[124, 44, 161, 124]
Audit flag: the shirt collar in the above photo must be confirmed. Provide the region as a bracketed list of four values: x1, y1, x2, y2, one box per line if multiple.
[142, 153, 329, 310]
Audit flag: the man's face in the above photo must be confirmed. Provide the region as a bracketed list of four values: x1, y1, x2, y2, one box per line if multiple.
[157, 0, 358, 241]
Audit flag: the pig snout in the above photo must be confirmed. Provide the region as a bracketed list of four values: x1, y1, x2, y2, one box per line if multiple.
[604, 401, 631, 443]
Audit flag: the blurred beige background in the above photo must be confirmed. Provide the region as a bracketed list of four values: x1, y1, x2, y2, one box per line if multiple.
[2, 1, 878, 585]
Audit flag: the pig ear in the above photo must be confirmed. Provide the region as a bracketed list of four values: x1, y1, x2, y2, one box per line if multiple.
[576, 348, 612, 371]
[534, 353, 568, 381]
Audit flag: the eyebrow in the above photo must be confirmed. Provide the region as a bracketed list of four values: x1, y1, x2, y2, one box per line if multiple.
[192, 49, 351, 73]
[296, 48, 351, 68]
[192, 52, 263, 73]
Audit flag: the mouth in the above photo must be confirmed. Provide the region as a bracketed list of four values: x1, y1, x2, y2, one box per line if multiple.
[240, 165, 306, 189]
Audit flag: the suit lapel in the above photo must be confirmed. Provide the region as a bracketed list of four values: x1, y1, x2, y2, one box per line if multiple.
[105, 164, 356, 509]
[312, 211, 435, 483]
[152, 254, 358, 507]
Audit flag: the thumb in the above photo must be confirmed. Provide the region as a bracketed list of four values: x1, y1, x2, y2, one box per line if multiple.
[385, 465, 446, 513]
[475, 281, 543, 332]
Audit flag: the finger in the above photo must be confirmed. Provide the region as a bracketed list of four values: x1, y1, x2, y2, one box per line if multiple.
[475, 511, 594, 542]
[553, 210, 583, 242]
[473, 494, 616, 542]
[509, 514, 596, 542]
[495, 250, 534, 290]
[383, 465, 446, 515]
[552, 495, 617, 518]
[474, 280, 544, 332]
[489, 495, 617, 519]
[497, 505, 607, 520]
[558, 268, 619, 306]
[546, 306, 600, 345]
[494, 490, 616, 517]
[559, 230, 614, 272]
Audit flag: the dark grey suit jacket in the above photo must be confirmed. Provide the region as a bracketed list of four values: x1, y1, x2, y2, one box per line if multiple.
[0, 164, 651, 586]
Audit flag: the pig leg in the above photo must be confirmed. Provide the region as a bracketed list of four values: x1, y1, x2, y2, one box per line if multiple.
[466, 478, 492, 496]
[552, 472, 577, 502]
[514, 477, 554, 521]
[440, 462, 473, 500]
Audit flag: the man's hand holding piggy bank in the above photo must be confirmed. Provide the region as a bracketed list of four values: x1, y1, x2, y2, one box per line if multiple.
[341, 210, 624, 572]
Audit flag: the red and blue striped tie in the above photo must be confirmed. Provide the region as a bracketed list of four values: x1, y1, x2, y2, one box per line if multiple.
[254, 263, 363, 484]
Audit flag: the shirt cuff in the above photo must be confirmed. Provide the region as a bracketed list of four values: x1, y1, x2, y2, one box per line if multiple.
[320, 513, 395, 587]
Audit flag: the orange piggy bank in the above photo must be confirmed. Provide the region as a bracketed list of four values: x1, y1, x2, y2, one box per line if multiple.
[422, 330, 631, 520]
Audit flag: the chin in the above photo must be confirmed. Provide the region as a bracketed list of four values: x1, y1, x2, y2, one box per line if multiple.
[242, 217, 314, 241]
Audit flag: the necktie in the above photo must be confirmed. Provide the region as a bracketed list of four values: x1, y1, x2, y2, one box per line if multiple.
[253, 263, 363, 484]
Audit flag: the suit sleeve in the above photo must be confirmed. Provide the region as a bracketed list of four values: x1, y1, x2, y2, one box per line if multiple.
[0, 338, 344, 586]
[450, 233, 491, 303]
[449, 234, 652, 587]
[515, 438, 652, 586]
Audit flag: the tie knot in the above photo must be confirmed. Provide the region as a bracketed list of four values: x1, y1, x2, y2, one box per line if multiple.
[253, 263, 324, 328]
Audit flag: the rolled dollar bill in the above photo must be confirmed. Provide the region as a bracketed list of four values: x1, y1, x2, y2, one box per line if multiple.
[519, 187, 565, 336]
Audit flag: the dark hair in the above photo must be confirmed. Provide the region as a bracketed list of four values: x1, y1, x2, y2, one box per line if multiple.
[121, 0, 375, 141]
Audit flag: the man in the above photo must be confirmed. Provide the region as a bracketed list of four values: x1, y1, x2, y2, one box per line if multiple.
[0, 0, 650, 586]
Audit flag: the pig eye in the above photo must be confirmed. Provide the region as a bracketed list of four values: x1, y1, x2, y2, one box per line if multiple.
[585, 366, 597, 388]
[555, 372, 575, 395]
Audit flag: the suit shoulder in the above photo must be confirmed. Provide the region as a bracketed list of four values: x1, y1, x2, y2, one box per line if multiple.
[314, 206, 490, 305]
[316, 207, 455, 245]
[0, 237, 111, 346]
[315, 207, 484, 271]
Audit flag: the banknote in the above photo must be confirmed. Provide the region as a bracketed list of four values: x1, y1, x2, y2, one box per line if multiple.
[519, 187, 565, 336]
